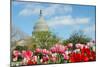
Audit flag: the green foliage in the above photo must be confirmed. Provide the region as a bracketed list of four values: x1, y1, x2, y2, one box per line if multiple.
[56, 54, 64, 63]
[32, 31, 59, 49]
[63, 31, 91, 48]
[15, 46, 28, 51]
[27, 43, 38, 51]
[17, 55, 23, 62]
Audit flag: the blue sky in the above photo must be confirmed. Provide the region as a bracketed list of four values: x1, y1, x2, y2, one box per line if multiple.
[12, 1, 96, 40]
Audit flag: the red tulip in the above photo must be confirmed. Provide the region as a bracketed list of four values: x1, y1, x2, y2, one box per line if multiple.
[27, 60, 33, 65]
[83, 56, 89, 62]
[27, 60, 37, 65]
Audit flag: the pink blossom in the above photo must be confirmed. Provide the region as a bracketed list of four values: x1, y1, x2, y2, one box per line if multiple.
[62, 53, 69, 60]
[42, 56, 49, 62]
[87, 42, 95, 47]
[50, 56, 57, 63]
[58, 47, 65, 53]
[73, 49, 80, 53]
[52, 44, 66, 53]
[35, 48, 42, 53]
[65, 46, 68, 50]
[42, 49, 51, 55]
[13, 50, 20, 57]
[50, 47, 56, 53]
[40, 59, 43, 63]
[76, 43, 84, 49]
[75, 43, 81, 48]
[22, 50, 33, 60]
[32, 56, 37, 62]
[13, 56, 18, 61]
[84, 45, 89, 49]
[67, 43, 73, 48]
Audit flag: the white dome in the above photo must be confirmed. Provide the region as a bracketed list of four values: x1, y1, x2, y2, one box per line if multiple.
[34, 16, 49, 32]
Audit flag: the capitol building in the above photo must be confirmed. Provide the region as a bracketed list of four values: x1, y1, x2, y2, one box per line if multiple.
[12, 10, 59, 50]
[33, 10, 49, 32]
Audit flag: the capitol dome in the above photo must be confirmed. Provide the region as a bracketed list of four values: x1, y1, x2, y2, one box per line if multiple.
[34, 10, 49, 32]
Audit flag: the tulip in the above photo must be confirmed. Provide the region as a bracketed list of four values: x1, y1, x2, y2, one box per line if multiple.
[27, 60, 33, 65]
[50, 56, 57, 63]
[32, 56, 37, 62]
[22, 50, 33, 60]
[42, 49, 50, 55]
[40, 59, 43, 63]
[52, 44, 66, 54]
[62, 53, 69, 60]
[83, 56, 89, 62]
[92, 46, 96, 52]
[11, 42, 96, 65]
[13, 50, 20, 57]
[67, 43, 73, 48]
[42, 56, 49, 62]
[87, 42, 95, 47]
[35, 48, 42, 53]
[65, 46, 68, 50]
[76, 43, 85, 49]
[73, 49, 80, 53]
[21, 58, 28, 65]
[50, 47, 56, 53]
[52, 53, 57, 57]
[13, 56, 18, 62]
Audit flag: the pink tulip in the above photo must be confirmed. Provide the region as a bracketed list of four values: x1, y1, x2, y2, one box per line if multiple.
[50, 44, 66, 54]
[65, 46, 68, 50]
[32, 56, 37, 62]
[67, 43, 73, 48]
[58, 47, 65, 53]
[40, 59, 43, 63]
[50, 56, 57, 63]
[22, 50, 33, 60]
[13, 56, 18, 61]
[42, 56, 49, 62]
[84, 45, 89, 49]
[13, 50, 21, 58]
[35, 48, 42, 53]
[87, 42, 95, 47]
[56, 44, 65, 53]
[76, 43, 84, 49]
[50, 47, 56, 53]
[62, 53, 69, 60]
[42, 49, 50, 55]
[76, 43, 81, 48]
[42, 49, 47, 54]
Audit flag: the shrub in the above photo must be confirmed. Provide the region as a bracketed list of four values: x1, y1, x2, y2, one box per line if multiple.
[63, 31, 91, 49]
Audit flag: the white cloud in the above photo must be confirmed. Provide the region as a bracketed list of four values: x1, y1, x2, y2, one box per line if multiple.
[43, 4, 72, 17]
[47, 15, 90, 26]
[82, 24, 95, 40]
[83, 25, 95, 32]
[19, 8, 40, 16]
[19, 3, 72, 17]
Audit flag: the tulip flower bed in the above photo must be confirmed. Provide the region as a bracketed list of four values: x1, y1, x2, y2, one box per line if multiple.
[11, 42, 96, 66]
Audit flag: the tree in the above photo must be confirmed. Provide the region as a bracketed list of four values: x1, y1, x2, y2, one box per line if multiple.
[63, 31, 91, 49]
[32, 31, 59, 49]
[11, 24, 30, 51]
